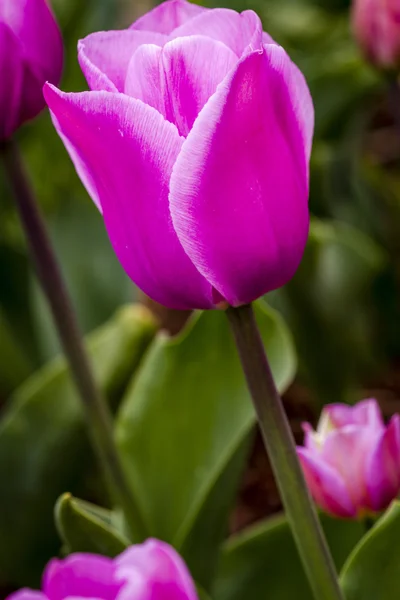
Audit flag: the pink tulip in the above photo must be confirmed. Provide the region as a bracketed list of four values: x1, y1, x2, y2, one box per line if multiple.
[7, 539, 198, 600]
[352, 0, 400, 69]
[0, 0, 63, 140]
[297, 399, 400, 518]
[44, 0, 314, 310]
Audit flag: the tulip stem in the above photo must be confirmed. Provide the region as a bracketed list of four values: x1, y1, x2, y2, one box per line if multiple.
[226, 303, 344, 600]
[0, 139, 146, 541]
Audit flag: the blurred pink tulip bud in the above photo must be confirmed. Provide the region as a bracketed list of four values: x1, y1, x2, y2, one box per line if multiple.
[7, 539, 198, 600]
[297, 399, 400, 518]
[0, 0, 63, 140]
[352, 0, 400, 69]
[44, 0, 314, 310]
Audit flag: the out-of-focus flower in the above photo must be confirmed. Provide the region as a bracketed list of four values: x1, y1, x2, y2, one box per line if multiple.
[297, 399, 400, 518]
[7, 539, 198, 600]
[352, 0, 400, 70]
[44, 0, 314, 310]
[0, 0, 63, 140]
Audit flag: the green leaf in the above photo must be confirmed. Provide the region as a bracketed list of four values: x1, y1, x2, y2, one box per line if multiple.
[115, 301, 296, 590]
[0, 304, 156, 587]
[215, 513, 365, 600]
[340, 501, 400, 600]
[55, 493, 129, 556]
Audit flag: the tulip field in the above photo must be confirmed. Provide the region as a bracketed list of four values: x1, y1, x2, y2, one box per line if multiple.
[1, 0, 400, 599]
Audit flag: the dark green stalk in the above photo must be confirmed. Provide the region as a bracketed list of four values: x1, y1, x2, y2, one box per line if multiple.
[1, 139, 145, 540]
[227, 303, 344, 600]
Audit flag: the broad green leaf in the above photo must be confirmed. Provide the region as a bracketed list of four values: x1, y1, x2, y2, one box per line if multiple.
[115, 301, 296, 590]
[340, 501, 400, 600]
[0, 305, 156, 587]
[55, 493, 129, 556]
[215, 513, 365, 600]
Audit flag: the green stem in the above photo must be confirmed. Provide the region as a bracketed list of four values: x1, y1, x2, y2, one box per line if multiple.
[226, 303, 344, 600]
[1, 139, 145, 540]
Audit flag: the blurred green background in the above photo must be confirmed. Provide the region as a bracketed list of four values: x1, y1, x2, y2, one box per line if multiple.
[1, 0, 400, 594]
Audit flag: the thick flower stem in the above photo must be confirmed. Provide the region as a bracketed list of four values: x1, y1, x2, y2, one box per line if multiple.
[226, 303, 344, 600]
[0, 139, 145, 540]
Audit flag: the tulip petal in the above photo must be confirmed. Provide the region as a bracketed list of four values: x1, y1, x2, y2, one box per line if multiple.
[0, 0, 63, 84]
[302, 422, 320, 452]
[124, 44, 165, 115]
[125, 36, 237, 137]
[116, 539, 198, 600]
[78, 30, 167, 92]
[366, 414, 400, 512]
[170, 46, 312, 306]
[131, 0, 208, 35]
[321, 426, 375, 510]
[43, 554, 120, 600]
[297, 448, 356, 517]
[171, 9, 263, 56]
[0, 24, 23, 139]
[324, 399, 384, 430]
[6, 592, 47, 600]
[44, 85, 213, 310]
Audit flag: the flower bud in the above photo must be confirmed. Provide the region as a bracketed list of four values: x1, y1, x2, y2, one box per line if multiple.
[44, 0, 313, 310]
[7, 539, 198, 600]
[297, 399, 400, 518]
[0, 0, 63, 140]
[352, 0, 400, 70]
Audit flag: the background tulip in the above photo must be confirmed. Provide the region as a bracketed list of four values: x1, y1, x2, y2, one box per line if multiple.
[352, 0, 400, 69]
[45, 0, 313, 311]
[297, 399, 400, 518]
[7, 540, 198, 600]
[0, 0, 63, 140]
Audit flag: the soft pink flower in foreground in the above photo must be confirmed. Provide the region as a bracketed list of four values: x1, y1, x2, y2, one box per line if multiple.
[7, 539, 198, 600]
[297, 399, 400, 518]
[352, 0, 400, 69]
[44, 0, 314, 310]
[0, 0, 63, 140]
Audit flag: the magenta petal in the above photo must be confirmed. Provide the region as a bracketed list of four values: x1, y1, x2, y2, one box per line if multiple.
[0, 24, 23, 139]
[125, 36, 237, 137]
[0, 0, 63, 83]
[297, 448, 356, 517]
[366, 415, 400, 512]
[170, 47, 312, 306]
[78, 30, 167, 92]
[171, 9, 263, 56]
[302, 422, 320, 453]
[44, 85, 213, 310]
[162, 36, 237, 136]
[130, 0, 208, 35]
[124, 44, 165, 112]
[115, 539, 198, 600]
[263, 32, 276, 44]
[324, 399, 384, 430]
[7, 592, 47, 600]
[321, 427, 375, 510]
[43, 555, 120, 600]
[0, 0, 62, 124]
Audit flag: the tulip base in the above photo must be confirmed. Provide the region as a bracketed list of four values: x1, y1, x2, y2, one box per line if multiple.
[226, 303, 344, 600]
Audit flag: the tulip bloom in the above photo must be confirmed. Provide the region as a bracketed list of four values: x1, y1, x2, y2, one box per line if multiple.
[45, 0, 313, 310]
[297, 399, 400, 518]
[352, 0, 400, 69]
[7, 539, 198, 600]
[0, 0, 63, 140]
